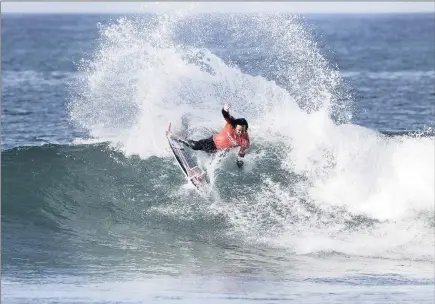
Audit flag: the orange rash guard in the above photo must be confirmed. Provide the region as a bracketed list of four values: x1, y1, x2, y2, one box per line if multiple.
[213, 109, 250, 156]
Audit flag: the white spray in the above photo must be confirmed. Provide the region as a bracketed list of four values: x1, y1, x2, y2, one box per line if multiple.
[69, 11, 434, 262]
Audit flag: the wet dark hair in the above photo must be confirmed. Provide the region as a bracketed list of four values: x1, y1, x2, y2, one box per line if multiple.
[233, 118, 248, 130]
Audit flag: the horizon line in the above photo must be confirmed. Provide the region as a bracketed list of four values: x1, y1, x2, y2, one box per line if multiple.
[2, 2, 434, 14]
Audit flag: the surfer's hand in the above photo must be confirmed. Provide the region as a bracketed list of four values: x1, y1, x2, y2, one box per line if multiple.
[236, 160, 244, 168]
[223, 103, 230, 112]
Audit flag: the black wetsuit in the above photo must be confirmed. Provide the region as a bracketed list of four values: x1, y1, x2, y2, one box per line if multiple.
[188, 137, 217, 153]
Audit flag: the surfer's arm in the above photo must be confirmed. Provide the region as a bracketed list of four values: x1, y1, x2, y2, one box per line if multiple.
[222, 107, 236, 125]
[238, 133, 250, 157]
[236, 134, 250, 168]
[238, 149, 247, 158]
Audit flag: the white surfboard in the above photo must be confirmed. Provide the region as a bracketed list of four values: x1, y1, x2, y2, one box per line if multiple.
[165, 123, 209, 190]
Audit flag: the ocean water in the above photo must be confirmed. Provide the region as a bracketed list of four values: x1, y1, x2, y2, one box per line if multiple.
[2, 11, 434, 303]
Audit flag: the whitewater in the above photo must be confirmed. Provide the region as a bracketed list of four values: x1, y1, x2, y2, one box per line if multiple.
[68, 12, 435, 262]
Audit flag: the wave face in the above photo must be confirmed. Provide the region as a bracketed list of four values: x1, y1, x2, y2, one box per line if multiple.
[3, 14, 434, 270]
[2, 131, 434, 268]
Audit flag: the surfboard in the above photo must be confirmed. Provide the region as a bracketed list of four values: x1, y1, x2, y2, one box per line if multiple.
[165, 123, 208, 190]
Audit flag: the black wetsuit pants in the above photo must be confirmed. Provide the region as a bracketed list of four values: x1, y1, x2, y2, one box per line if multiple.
[189, 137, 217, 153]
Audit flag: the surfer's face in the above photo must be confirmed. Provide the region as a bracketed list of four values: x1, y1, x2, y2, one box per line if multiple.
[235, 125, 246, 136]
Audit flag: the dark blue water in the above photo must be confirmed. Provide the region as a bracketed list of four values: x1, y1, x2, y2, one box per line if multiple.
[2, 14, 434, 151]
[2, 13, 434, 303]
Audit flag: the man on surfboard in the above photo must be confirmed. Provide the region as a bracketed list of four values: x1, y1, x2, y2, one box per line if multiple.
[179, 103, 250, 168]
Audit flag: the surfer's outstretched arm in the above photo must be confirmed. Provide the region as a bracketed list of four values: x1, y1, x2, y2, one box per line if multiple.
[222, 103, 236, 125]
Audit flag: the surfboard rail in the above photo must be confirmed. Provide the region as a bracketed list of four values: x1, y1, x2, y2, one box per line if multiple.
[165, 123, 208, 190]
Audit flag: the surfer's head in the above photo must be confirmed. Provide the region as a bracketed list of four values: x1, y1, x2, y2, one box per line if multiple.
[233, 118, 248, 136]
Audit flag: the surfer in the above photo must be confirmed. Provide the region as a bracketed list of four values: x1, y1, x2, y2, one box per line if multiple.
[180, 103, 250, 168]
